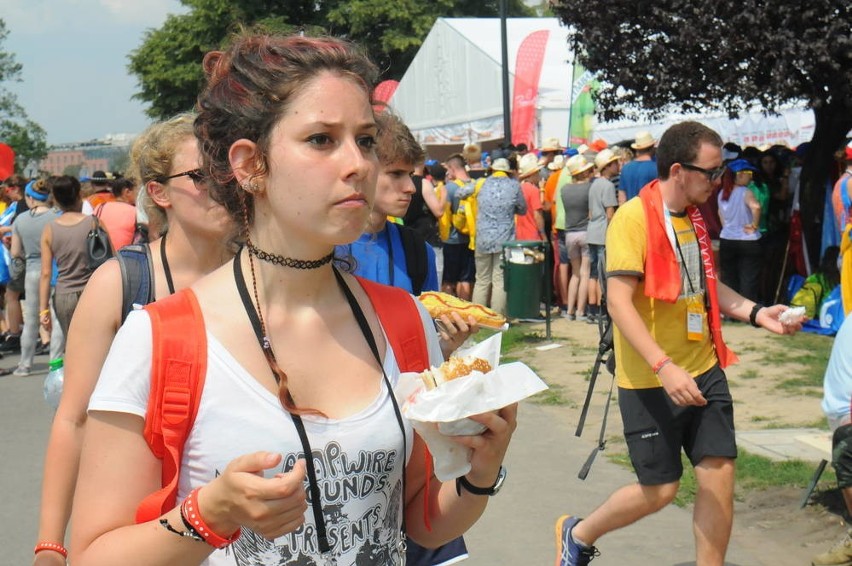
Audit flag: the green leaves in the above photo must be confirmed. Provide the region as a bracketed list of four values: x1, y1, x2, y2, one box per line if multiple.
[550, 0, 852, 122]
[0, 19, 47, 173]
[128, 0, 535, 121]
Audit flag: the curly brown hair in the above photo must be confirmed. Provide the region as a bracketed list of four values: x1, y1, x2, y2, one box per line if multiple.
[194, 32, 379, 415]
[195, 32, 379, 229]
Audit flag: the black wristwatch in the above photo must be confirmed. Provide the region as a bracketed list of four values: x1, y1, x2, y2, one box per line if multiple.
[749, 303, 764, 328]
[456, 466, 507, 496]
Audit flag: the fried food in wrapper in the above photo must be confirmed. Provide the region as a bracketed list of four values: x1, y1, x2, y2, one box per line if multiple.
[394, 333, 547, 481]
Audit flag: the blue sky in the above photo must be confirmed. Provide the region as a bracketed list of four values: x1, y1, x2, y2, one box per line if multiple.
[1, 0, 188, 145]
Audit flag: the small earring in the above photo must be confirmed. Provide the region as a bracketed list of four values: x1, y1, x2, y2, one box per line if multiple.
[241, 179, 260, 194]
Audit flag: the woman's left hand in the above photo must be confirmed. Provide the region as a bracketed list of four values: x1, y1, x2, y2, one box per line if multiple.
[447, 403, 518, 488]
[40, 312, 52, 332]
[437, 312, 479, 360]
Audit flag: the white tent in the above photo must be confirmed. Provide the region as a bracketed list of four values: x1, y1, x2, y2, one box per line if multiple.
[389, 17, 575, 148]
[594, 106, 818, 149]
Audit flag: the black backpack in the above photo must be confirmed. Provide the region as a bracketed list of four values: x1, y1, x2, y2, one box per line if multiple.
[397, 224, 428, 295]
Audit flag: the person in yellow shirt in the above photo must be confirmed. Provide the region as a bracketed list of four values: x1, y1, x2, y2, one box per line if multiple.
[555, 121, 803, 566]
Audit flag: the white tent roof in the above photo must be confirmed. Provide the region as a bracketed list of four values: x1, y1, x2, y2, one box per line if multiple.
[595, 106, 818, 149]
[390, 18, 575, 147]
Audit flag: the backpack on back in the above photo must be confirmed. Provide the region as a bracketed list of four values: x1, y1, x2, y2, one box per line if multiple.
[451, 178, 484, 248]
[117, 244, 156, 323]
[398, 224, 429, 296]
[436, 182, 452, 242]
[134, 277, 430, 523]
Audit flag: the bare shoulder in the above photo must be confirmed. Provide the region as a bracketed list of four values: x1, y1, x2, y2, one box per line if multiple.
[77, 259, 124, 327]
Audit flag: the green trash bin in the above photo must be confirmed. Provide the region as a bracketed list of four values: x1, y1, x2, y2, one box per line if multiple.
[502, 240, 546, 319]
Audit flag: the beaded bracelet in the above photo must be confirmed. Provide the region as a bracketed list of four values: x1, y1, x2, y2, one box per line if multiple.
[34, 542, 68, 559]
[181, 488, 241, 549]
[652, 355, 672, 375]
[159, 517, 204, 542]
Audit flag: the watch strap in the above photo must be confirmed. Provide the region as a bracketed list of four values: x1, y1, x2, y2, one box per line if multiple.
[455, 467, 504, 496]
[749, 303, 764, 328]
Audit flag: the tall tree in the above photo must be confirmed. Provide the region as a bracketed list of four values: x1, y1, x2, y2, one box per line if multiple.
[551, 0, 852, 267]
[128, 0, 533, 120]
[0, 20, 48, 173]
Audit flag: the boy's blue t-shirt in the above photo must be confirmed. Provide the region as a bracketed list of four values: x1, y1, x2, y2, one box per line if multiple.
[336, 222, 438, 294]
[620, 159, 658, 201]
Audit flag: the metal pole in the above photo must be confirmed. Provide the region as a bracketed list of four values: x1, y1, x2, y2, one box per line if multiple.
[500, 0, 511, 144]
[566, 42, 577, 147]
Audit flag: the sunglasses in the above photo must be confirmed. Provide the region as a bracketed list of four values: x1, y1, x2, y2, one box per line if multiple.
[156, 169, 204, 184]
[679, 163, 726, 182]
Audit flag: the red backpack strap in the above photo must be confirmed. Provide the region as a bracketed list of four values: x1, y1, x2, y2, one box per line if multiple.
[355, 276, 429, 372]
[355, 276, 436, 529]
[135, 289, 207, 523]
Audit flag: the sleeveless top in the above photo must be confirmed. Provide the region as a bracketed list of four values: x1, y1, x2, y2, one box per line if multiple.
[718, 186, 760, 241]
[50, 218, 95, 293]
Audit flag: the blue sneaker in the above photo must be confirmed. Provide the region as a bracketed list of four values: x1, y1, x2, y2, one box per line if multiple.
[555, 515, 599, 566]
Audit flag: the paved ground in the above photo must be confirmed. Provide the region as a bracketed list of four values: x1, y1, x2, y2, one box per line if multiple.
[0, 343, 831, 566]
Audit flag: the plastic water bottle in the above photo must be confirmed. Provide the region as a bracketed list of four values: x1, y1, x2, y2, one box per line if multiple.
[44, 358, 64, 410]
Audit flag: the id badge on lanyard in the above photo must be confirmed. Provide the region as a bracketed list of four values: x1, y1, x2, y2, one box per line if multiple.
[686, 295, 705, 341]
[663, 206, 704, 342]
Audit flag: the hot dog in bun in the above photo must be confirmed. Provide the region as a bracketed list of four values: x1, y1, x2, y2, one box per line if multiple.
[418, 291, 507, 329]
[420, 356, 492, 391]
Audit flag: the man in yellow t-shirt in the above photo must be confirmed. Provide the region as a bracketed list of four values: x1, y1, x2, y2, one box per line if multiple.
[555, 122, 803, 566]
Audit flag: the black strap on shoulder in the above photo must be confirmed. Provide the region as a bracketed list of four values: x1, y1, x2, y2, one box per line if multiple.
[397, 224, 428, 295]
[117, 243, 155, 323]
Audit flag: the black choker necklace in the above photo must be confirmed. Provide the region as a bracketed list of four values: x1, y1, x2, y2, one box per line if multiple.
[245, 240, 334, 269]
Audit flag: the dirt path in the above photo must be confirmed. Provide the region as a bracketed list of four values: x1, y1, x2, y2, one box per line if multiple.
[507, 316, 845, 564]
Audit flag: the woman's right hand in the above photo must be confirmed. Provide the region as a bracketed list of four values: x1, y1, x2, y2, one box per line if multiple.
[199, 452, 308, 541]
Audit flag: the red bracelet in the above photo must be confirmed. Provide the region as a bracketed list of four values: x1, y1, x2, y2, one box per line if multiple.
[34, 542, 68, 558]
[181, 488, 241, 549]
[652, 356, 672, 374]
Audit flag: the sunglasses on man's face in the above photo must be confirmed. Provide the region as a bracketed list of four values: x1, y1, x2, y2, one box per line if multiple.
[679, 162, 726, 182]
[156, 169, 205, 185]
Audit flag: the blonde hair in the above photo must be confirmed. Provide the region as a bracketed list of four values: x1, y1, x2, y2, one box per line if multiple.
[462, 143, 482, 164]
[128, 113, 197, 231]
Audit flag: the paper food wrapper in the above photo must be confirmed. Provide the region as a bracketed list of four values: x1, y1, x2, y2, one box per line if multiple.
[394, 333, 548, 481]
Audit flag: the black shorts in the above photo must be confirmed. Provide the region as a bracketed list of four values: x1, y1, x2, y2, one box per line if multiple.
[832, 424, 852, 489]
[442, 242, 475, 284]
[618, 365, 737, 485]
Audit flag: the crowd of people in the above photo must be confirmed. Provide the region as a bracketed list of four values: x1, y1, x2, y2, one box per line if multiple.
[2, 26, 846, 566]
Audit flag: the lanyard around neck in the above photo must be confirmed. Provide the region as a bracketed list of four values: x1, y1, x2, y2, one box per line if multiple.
[159, 235, 176, 295]
[232, 252, 407, 555]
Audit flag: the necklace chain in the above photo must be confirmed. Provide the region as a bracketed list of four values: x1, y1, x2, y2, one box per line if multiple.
[245, 240, 334, 270]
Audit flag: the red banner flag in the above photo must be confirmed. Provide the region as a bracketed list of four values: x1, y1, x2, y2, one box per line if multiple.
[511, 30, 549, 148]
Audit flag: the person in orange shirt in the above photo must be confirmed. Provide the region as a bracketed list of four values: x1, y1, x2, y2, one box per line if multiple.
[83, 171, 115, 211]
[543, 154, 567, 309]
[93, 177, 139, 251]
[515, 153, 546, 241]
